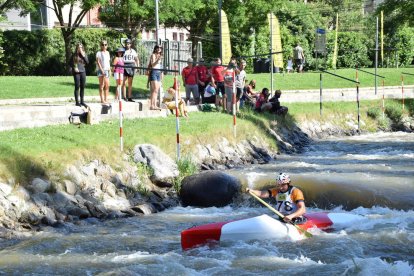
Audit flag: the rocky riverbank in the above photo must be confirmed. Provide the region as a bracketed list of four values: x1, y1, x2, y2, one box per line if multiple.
[2, 112, 412, 238]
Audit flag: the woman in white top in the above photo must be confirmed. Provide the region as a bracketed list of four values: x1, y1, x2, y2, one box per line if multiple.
[96, 40, 111, 104]
[148, 45, 163, 110]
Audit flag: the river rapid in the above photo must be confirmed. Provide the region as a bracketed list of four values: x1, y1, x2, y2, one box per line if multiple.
[0, 132, 413, 275]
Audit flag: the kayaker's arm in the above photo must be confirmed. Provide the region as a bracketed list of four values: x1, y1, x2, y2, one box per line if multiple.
[284, 201, 306, 222]
[245, 188, 270, 198]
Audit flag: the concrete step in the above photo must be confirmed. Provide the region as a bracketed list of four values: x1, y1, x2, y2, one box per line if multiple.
[0, 98, 200, 131]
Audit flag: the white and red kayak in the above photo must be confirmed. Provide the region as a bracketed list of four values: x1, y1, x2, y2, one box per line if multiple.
[181, 212, 363, 250]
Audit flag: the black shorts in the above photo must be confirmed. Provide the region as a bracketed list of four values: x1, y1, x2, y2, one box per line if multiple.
[236, 87, 243, 100]
[124, 65, 135, 77]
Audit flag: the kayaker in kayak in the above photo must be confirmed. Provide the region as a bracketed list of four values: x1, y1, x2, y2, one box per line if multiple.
[246, 173, 307, 224]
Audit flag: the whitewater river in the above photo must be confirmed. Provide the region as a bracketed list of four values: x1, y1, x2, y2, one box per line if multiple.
[0, 132, 413, 275]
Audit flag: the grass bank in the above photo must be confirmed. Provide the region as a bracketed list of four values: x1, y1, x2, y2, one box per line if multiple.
[0, 98, 412, 185]
[1, 68, 413, 100]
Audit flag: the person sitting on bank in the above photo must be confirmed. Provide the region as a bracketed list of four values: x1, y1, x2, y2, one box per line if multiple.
[240, 79, 257, 108]
[246, 173, 306, 224]
[261, 89, 289, 116]
[255, 88, 270, 112]
[162, 87, 188, 117]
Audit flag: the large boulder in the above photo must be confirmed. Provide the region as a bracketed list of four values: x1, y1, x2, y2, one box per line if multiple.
[133, 144, 179, 187]
[180, 171, 241, 207]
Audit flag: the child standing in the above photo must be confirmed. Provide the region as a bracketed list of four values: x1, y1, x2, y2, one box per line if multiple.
[113, 47, 125, 101]
[286, 56, 293, 73]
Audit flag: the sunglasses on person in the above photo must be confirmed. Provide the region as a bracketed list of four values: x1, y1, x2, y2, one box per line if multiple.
[101, 43, 107, 46]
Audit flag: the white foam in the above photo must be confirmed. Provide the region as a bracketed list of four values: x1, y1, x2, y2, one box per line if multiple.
[341, 257, 414, 276]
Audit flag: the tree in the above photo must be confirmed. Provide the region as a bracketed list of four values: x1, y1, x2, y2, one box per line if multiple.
[99, 0, 155, 39]
[17, 0, 107, 71]
[0, 0, 34, 14]
[378, 0, 414, 29]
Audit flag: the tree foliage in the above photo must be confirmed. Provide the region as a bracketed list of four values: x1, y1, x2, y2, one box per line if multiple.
[16, 0, 108, 71]
[99, 0, 155, 39]
[378, 0, 414, 29]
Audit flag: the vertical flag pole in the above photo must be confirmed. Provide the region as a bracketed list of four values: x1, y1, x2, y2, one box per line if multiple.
[270, 13, 273, 96]
[382, 79, 385, 119]
[356, 69, 360, 132]
[118, 78, 123, 152]
[375, 16, 378, 95]
[232, 70, 236, 138]
[401, 75, 405, 111]
[319, 73, 322, 116]
[174, 69, 181, 160]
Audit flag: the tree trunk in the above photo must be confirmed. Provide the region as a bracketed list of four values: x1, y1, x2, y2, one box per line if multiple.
[62, 29, 73, 75]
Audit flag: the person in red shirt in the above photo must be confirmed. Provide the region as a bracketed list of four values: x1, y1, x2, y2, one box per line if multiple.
[182, 57, 200, 105]
[196, 58, 210, 104]
[210, 58, 225, 109]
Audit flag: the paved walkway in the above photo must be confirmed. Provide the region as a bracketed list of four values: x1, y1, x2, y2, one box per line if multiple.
[0, 85, 412, 132]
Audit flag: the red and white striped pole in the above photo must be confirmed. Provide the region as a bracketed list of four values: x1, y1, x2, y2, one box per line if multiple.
[401, 75, 405, 110]
[118, 78, 123, 152]
[382, 79, 385, 119]
[173, 73, 180, 160]
[232, 70, 236, 138]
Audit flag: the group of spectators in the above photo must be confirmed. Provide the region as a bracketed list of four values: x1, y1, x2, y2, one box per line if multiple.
[70, 39, 288, 117]
[180, 56, 288, 116]
[71, 39, 140, 106]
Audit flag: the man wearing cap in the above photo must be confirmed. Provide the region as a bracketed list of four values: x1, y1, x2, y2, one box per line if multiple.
[196, 58, 210, 104]
[246, 173, 307, 224]
[122, 38, 139, 102]
[182, 57, 200, 105]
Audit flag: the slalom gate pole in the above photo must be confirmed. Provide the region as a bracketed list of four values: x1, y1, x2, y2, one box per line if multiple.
[319, 73, 322, 116]
[174, 73, 181, 160]
[356, 69, 360, 132]
[118, 78, 123, 152]
[232, 71, 236, 138]
[382, 79, 385, 119]
[321, 70, 360, 130]
[401, 75, 405, 111]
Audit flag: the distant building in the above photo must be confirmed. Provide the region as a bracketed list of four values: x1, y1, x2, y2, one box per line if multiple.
[0, 0, 102, 31]
[364, 0, 385, 14]
[141, 27, 190, 41]
[1, 2, 189, 42]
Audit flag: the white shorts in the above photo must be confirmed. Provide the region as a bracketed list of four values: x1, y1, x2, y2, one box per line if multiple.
[114, 72, 124, 81]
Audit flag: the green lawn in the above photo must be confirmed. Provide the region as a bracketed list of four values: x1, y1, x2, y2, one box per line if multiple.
[1, 68, 413, 100]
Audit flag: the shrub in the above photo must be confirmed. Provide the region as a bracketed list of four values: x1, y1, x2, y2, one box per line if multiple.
[173, 156, 198, 193]
[367, 107, 381, 120]
[2, 29, 124, 76]
[385, 105, 403, 123]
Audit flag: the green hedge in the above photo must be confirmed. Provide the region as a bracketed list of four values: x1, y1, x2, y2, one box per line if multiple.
[1, 29, 124, 76]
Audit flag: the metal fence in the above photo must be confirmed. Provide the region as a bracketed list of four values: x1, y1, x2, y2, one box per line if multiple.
[134, 40, 193, 75]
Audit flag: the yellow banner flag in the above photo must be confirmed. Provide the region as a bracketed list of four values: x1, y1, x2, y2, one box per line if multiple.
[332, 13, 339, 69]
[221, 10, 232, 65]
[268, 13, 283, 68]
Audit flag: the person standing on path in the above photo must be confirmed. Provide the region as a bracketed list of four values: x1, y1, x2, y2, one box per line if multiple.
[222, 58, 237, 113]
[122, 38, 139, 102]
[71, 43, 89, 107]
[113, 47, 125, 101]
[196, 58, 210, 104]
[293, 43, 305, 73]
[210, 58, 225, 109]
[96, 40, 111, 104]
[182, 57, 200, 105]
[235, 59, 247, 112]
[148, 45, 163, 110]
